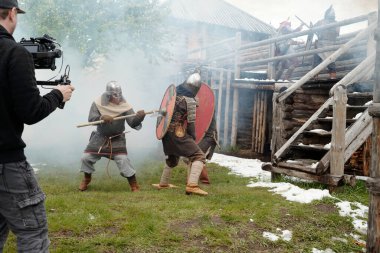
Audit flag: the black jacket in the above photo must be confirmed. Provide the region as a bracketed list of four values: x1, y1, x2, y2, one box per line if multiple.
[0, 25, 63, 163]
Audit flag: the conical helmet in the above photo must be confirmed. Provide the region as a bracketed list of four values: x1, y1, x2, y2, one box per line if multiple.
[101, 80, 125, 105]
[324, 5, 335, 20]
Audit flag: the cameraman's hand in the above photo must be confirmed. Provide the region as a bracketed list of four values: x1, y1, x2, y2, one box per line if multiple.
[100, 115, 113, 124]
[56, 85, 75, 102]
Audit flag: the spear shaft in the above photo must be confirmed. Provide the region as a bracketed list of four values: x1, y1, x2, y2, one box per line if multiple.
[76, 110, 163, 128]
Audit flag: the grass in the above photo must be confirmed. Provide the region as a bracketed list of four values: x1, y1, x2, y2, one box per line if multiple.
[3, 160, 368, 253]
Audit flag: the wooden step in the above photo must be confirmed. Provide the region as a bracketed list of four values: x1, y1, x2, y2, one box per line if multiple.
[328, 104, 368, 110]
[303, 130, 331, 137]
[278, 159, 319, 174]
[317, 118, 356, 124]
[347, 92, 372, 98]
[291, 144, 329, 152]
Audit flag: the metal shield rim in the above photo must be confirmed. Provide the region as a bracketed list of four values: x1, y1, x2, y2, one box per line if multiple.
[156, 84, 176, 140]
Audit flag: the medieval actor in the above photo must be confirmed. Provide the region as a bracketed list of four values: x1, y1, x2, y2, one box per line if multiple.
[313, 5, 340, 79]
[196, 114, 218, 184]
[79, 81, 145, 192]
[274, 19, 304, 81]
[154, 72, 208, 196]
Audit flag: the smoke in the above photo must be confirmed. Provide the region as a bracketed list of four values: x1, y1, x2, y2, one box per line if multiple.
[21, 45, 181, 168]
[11, 3, 186, 170]
[225, 0, 377, 33]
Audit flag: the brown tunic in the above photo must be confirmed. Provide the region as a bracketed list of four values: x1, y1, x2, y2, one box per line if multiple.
[162, 96, 203, 158]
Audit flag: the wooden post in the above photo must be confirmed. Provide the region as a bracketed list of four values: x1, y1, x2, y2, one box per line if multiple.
[216, 70, 224, 136]
[231, 89, 239, 146]
[367, 12, 377, 56]
[251, 92, 258, 152]
[366, 3, 380, 251]
[258, 92, 265, 153]
[231, 32, 241, 147]
[270, 87, 285, 181]
[268, 36, 276, 80]
[223, 70, 232, 146]
[261, 91, 268, 153]
[330, 85, 347, 178]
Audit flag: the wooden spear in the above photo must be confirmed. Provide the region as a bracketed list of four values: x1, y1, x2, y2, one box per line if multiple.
[76, 109, 166, 128]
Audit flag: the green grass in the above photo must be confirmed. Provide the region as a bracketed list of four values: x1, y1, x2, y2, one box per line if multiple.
[3, 161, 368, 253]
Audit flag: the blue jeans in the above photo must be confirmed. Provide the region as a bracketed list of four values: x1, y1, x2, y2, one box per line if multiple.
[0, 161, 49, 253]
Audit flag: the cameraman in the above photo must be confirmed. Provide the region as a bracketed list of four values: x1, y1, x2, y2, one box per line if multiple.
[0, 0, 74, 252]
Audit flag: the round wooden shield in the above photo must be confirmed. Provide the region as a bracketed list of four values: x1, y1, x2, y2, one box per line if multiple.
[195, 83, 215, 144]
[156, 84, 176, 140]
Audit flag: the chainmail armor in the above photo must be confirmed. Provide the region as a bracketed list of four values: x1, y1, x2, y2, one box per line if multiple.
[185, 97, 197, 123]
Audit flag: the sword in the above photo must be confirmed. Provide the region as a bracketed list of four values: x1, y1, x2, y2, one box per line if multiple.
[295, 15, 314, 65]
[76, 109, 167, 128]
[295, 15, 310, 29]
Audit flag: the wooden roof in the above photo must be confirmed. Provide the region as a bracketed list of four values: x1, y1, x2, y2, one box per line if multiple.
[167, 0, 276, 35]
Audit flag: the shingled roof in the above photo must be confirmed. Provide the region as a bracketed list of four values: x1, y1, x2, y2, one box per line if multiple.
[167, 0, 276, 35]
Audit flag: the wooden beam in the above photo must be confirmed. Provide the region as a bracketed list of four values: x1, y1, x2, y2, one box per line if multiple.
[232, 83, 274, 90]
[364, 13, 379, 248]
[330, 86, 347, 177]
[216, 70, 224, 136]
[231, 32, 241, 147]
[251, 92, 258, 152]
[344, 122, 372, 161]
[240, 14, 370, 50]
[262, 163, 321, 182]
[223, 70, 232, 146]
[261, 92, 268, 153]
[231, 89, 239, 146]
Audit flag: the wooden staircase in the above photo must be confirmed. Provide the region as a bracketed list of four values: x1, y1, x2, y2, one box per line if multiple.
[263, 80, 373, 186]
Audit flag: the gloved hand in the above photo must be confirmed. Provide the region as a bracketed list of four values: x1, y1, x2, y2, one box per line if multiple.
[100, 115, 113, 124]
[135, 110, 146, 122]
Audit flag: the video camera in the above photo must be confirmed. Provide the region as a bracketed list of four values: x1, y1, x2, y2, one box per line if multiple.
[19, 34, 62, 71]
[19, 34, 71, 109]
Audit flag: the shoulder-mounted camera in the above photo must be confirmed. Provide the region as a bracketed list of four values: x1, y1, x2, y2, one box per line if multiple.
[19, 34, 62, 70]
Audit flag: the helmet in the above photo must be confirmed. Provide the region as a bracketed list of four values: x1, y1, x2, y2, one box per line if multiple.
[184, 72, 201, 95]
[324, 5, 335, 20]
[106, 80, 122, 99]
[278, 19, 291, 33]
[100, 80, 126, 105]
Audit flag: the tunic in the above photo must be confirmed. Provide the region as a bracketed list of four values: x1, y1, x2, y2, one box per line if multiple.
[84, 101, 142, 155]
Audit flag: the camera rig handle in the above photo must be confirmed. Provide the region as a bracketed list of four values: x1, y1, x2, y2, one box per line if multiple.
[36, 65, 71, 109]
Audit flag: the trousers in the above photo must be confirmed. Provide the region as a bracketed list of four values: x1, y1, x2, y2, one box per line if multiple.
[80, 153, 136, 178]
[0, 161, 49, 253]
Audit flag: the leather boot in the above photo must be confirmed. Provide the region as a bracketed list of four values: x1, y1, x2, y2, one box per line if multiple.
[127, 174, 140, 192]
[329, 72, 337, 79]
[186, 161, 208, 196]
[79, 173, 92, 191]
[186, 183, 208, 196]
[199, 165, 210, 184]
